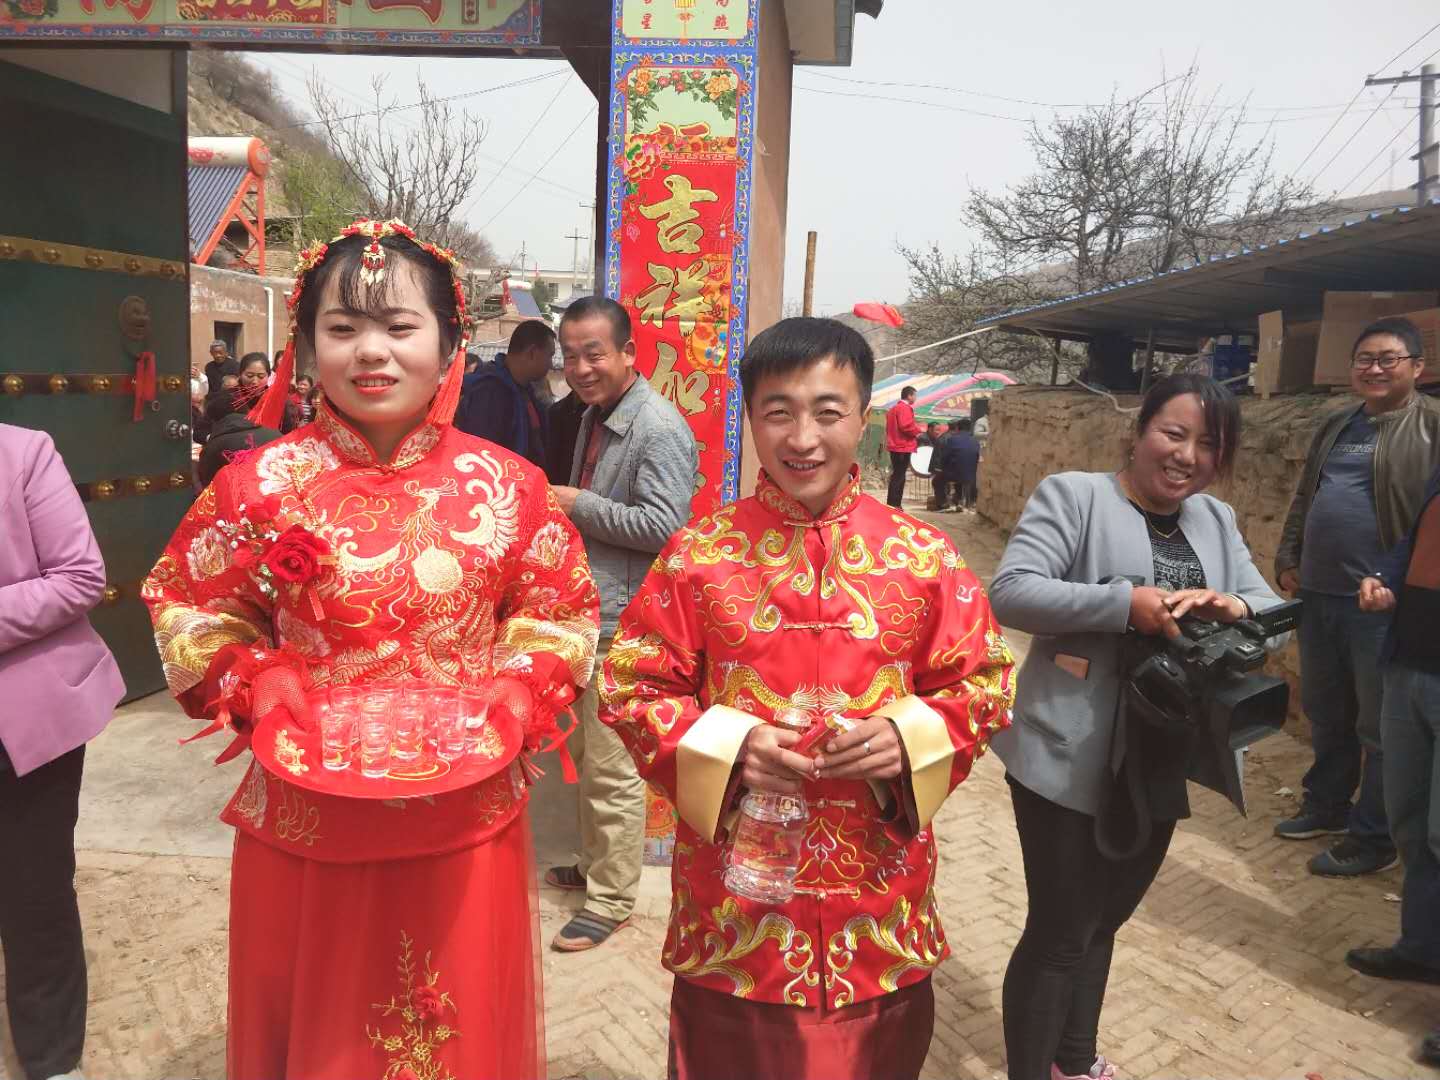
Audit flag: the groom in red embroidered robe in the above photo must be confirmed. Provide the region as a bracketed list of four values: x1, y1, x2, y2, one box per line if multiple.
[600, 317, 1015, 1079]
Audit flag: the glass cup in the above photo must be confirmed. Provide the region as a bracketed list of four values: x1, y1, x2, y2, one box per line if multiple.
[459, 687, 490, 757]
[391, 699, 425, 765]
[428, 687, 466, 763]
[329, 686, 362, 752]
[357, 683, 395, 778]
[360, 683, 393, 722]
[398, 679, 428, 712]
[317, 700, 354, 772]
[358, 712, 393, 778]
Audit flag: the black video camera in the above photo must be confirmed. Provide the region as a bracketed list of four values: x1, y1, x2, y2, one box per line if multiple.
[1127, 594, 1303, 749]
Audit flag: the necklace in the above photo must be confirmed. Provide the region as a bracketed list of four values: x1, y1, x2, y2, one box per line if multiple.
[1143, 513, 1179, 540]
[1119, 471, 1181, 539]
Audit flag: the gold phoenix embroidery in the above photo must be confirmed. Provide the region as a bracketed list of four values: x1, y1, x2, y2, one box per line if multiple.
[273, 785, 321, 846]
[273, 728, 309, 776]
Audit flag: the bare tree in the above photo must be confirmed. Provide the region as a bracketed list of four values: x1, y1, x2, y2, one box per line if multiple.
[1141, 68, 1324, 277]
[901, 66, 1325, 382]
[966, 94, 1154, 296]
[965, 67, 1324, 290]
[308, 74, 495, 264]
[897, 243, 1081, 383]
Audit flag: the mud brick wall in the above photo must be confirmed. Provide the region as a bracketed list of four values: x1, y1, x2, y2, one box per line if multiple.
[979, 385, 1353, 733]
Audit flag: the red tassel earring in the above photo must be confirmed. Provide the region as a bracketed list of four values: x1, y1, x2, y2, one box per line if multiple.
[249, 337, 295, 431]
[425, 342, 468, 426]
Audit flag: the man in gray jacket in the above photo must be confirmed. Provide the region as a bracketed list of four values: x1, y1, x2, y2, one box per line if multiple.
[547, 296, 698, 951]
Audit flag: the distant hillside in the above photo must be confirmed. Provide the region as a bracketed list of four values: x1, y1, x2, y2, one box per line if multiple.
[187, 52, 318, 269]
[188, 52, 497, 273]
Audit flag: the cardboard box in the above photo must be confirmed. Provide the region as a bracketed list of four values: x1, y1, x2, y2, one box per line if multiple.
[1255, 311, 1321, 396]
[1396, 308, 1440, 382]
[1314, 291, 1438, 385]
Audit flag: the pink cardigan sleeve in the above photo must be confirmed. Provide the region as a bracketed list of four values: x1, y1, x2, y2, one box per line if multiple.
[0, 432, 107, 655]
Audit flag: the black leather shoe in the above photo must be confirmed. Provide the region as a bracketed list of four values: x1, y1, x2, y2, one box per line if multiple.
[1345, 946, 1440, 985]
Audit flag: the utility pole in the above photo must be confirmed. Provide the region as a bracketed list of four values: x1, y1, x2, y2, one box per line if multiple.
[575, 200, 596, 292]
[802, 231, 817, 316]
[565, 223, 590, 292]
[1366, 63, 1439, 203]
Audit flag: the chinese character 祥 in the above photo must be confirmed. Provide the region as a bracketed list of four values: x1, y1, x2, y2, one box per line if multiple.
[713, 15, 727, 29]
[639, 174, 718, 255]
[636, 260, 710, 334]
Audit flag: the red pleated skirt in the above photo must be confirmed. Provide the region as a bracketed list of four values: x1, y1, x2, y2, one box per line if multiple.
[226, 812, 544, 1080]
[668, 975, 934, 1080]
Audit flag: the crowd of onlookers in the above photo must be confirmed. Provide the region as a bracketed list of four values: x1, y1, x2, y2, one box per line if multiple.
[189, 340, 318, 488]
[884, 384, 984, 513]
[189, 322, 583, 491]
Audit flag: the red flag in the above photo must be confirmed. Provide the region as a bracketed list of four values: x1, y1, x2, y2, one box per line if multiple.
[852, 302, 904, 328]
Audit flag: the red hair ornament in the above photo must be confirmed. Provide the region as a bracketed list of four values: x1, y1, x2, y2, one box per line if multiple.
[248, 218, 472, 431]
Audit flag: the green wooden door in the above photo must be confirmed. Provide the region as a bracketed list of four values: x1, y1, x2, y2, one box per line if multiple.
[0, 56, 192, 701]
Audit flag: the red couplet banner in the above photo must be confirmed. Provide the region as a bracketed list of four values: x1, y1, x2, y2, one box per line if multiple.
[616, 68, 747, 518]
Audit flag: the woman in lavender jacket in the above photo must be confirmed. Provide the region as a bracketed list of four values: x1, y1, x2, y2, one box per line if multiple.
[0, 423, 124, 1080]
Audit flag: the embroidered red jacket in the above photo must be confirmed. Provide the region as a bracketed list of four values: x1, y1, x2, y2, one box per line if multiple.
[142, 404, 599, 863]
[600, 470, 1015, 1009]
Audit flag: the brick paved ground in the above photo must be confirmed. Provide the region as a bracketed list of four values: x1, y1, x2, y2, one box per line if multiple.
[3, 505, 1437, 1079]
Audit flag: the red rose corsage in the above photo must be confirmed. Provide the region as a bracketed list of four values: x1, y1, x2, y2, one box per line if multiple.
[228, 504, 333, 619]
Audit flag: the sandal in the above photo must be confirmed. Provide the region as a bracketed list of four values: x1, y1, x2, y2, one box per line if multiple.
[552, 909, 631, 952]
[544, 864, 587, 891]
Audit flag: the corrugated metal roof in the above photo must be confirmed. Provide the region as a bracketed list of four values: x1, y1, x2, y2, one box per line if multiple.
[188, 165, 246, 258]
[976, 198, 1440, 350]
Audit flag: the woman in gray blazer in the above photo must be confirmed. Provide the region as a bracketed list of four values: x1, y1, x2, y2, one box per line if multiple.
[987, 374, 1283, 1080]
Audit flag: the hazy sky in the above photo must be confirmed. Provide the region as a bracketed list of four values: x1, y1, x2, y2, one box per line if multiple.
[246, 0, 1439, 321]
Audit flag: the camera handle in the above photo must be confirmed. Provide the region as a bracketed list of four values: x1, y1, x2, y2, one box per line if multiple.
[1095, 662, 1171, 862]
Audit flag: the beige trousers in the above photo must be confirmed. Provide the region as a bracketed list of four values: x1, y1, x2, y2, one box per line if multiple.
[570, 639, 645, 922]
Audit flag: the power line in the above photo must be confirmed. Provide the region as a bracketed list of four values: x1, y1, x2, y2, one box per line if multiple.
[468, 73, 573, 211]
[1294, 21, 1440, 177]
[267, 60, 591, 199]
[1342, 126, 1418, 196]
[477, 107, 597, 232]
[802, 68, 1388, 114]
[1310, 86, 1401, 183]
[792, 81, 1409, 126]
[260, 69, 567, 132]
[1375, 19, 1440, 72]
[792, 83, 1033, 122]
[265, 57, 376, 114]
[473, 155, 592, 200]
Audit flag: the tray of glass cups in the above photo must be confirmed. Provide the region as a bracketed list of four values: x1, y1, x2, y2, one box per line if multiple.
[252, 679, 523, 799]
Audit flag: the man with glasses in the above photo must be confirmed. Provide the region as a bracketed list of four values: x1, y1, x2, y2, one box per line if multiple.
[1275, 317, 1440, 877]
